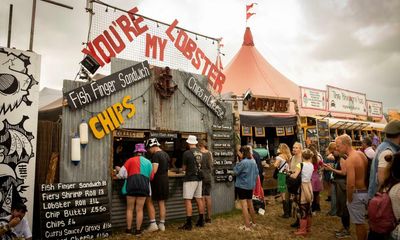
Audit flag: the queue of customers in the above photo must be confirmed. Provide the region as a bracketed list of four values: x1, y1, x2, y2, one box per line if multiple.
[114, 135, 213, 236]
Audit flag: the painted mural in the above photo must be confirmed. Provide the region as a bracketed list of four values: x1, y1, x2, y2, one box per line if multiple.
[0, 47, 40, 228]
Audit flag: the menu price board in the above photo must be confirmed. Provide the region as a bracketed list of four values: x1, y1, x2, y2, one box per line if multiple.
[316, 119, 330, 157]
[212, 121, 234, 182]
[40, 181, 111, 240]
[212, 125, 232, 131]
[214, 168, 234, 182]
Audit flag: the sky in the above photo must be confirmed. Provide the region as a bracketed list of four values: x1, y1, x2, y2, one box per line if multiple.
[1, 0, 399, 111]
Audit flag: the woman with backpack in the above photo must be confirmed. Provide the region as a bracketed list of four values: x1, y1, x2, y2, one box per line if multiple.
[273, 143, 292, 218]
[289, 148, 314, 236]
[368, 151, 400, 240]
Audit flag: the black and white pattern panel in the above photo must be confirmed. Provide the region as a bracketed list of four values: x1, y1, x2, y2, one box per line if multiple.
[0, 47, 40, 229]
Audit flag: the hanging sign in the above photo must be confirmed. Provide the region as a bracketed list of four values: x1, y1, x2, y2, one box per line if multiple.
[243, 96, 289, 113]
[327, 85, 367, 115]
[83, 6, 225, 93]
[65, 61, 151, 109]
[300, 87, 326, 110]
[185, 75, 226, 119]
[367, 100, 383, 118]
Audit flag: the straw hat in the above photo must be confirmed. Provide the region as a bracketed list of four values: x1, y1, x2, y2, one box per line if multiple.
[186, 135, 198, 145]
[134, 143, 147, 153]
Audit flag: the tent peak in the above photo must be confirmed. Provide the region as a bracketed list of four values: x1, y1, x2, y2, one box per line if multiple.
[243, 27, 254, 46]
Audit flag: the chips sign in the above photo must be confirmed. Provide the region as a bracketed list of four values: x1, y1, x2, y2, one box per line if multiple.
[367, 100, 383, 118]
[327, 85, 367, 115]
[185, 75, 226, 119]
[65, 61, 150, 109]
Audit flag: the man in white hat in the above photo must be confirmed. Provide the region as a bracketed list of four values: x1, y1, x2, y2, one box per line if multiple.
[178, 135, 205, 230]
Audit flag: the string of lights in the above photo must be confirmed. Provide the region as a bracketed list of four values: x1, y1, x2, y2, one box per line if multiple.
[91, 0, 221, 42]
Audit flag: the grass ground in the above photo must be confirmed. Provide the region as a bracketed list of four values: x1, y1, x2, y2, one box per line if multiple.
[105, 193, 355, 240]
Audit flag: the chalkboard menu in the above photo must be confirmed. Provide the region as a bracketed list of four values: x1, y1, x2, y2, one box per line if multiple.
[316, 119, 330, 157]
[40, 181, 111, 240]
[212, 124, 235, 182]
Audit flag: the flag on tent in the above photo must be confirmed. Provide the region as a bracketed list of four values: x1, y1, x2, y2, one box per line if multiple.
[246, 12, 256, 20]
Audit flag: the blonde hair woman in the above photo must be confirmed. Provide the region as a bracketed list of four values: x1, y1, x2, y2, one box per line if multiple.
[273, 143, 292, 218]
[290, 142, 303, 171]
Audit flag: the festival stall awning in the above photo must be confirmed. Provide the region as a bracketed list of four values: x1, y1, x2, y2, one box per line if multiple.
[314, 116, 386, 131]
[240, 114, 297, 127]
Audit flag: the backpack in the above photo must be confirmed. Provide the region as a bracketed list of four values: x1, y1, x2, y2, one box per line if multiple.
[286, 163, 303, 194]
[368, 189, 397, 234]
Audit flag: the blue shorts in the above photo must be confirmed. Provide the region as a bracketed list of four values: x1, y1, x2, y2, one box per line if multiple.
[347, 192, 368, 224]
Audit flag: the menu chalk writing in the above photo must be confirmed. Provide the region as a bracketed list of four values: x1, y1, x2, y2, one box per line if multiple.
[40, 181, 111, 240]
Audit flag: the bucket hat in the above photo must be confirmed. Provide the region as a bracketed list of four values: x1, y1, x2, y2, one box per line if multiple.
[383, 120, 400, 135]
[134, 143, 147, 153]
[186, 135, 198, 145]
[145, 138, 160, 148]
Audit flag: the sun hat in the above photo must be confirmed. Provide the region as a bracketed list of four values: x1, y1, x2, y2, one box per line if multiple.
[145, 138, 161, 148]
[186, 135, 198, 145]
[134, 143, 147, 153]
[383, 120, 400, 135]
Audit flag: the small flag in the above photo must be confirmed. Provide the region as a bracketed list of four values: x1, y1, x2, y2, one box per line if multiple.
[246, 3, 257, 12]
[246, 12, 256, 20]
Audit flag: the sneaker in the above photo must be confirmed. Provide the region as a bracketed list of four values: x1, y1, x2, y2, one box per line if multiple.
[158, 223, 165, 232]
[334, 228, 345, 234]
[239, 225, 252, 231]
[336, 230, 351, 238]
[250, 221, 256, 228]
[125, 228, 132, 235]
[205, 218, 211, 224]
[134, 229, 142, 237]
[144, 223, 158, 232]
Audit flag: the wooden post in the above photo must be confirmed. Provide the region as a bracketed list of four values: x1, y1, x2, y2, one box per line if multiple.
[7, 4, 13, 48]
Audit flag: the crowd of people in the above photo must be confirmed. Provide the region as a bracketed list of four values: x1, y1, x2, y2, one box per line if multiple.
[113, 119, 400, 239]
[232, 119, 400, 239]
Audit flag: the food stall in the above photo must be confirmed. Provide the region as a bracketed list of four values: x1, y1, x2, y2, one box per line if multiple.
[57, 58, 235, 231]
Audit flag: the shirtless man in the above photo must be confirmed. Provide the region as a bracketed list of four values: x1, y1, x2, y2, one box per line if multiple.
[335, 134, 368, 240]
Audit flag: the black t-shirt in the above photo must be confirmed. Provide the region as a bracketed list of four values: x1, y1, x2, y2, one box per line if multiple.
[152, 150, 170, 177]
[182, 148, 202, 182]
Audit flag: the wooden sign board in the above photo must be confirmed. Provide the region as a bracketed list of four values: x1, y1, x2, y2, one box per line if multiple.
[65, 61, 151, 109]
[40, 181, 111, 240]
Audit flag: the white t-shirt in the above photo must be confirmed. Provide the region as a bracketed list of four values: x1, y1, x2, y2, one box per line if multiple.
[378, 149, 392, 168]
[276, 156, 289, 173]
[364, 147, 376, 160]
[0, 216, 32, 239]
[297, 162, 313, 183]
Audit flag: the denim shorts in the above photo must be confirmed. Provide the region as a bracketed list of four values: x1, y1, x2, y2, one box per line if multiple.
[347, 192, 368, 224]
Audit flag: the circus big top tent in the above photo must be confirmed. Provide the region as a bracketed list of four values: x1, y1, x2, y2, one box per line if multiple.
[222, 27, 322, 150]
